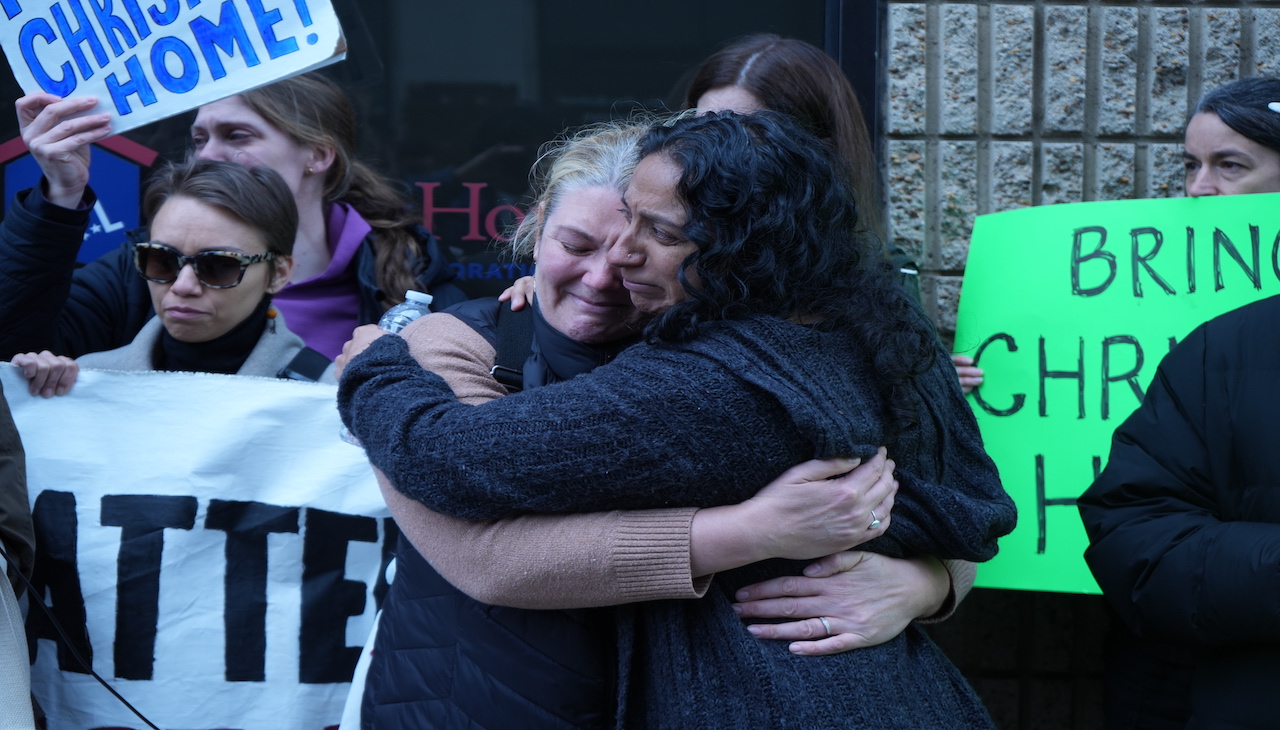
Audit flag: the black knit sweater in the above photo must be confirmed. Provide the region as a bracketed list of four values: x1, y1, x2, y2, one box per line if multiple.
[341, 315, 1012, 559]
[340, 314, 1013, 728]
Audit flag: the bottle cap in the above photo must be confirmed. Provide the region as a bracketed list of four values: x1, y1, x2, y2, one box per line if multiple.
[404, 290, 434, 306]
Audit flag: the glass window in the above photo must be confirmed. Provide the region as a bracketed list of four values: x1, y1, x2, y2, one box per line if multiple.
[0, 0, 826, 297]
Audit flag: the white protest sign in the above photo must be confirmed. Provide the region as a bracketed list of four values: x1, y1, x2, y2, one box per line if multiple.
[0, 0, 346, 134]
[3, 365, 389, 730]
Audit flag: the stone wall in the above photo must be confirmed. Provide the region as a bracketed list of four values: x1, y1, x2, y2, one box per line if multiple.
[883, 0, 1280, 338]
[882, 4, 1279, 727]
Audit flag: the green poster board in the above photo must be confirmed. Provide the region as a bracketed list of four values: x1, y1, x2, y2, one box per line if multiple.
[954, 191, 1280, 594]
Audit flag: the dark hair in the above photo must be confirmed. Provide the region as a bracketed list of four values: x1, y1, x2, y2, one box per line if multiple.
[239, 73, 425, 306]
[637, 111, 934, 430]
[1190, 76, 1280, 155]
[684, 34, 880, 234]
[143, 158, 298, 257]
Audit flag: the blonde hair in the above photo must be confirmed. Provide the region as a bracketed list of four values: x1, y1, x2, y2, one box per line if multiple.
[239, 73, 424, 307]
[507, 118, 656, 261]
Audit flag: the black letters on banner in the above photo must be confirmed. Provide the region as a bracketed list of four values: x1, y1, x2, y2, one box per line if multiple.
[299, 508, 377, 684]
[1034, 455, 1090, 554]
[1068, 224, 1280, 297]
[1214, 227, 1262, 291]
[971, 333, 1026, 417]
[101, 494, 198, 680]
[1130, 227, 1175, 297]
[205, 500, 300, 682]
[1101, 335, 1145, 420]
[28, 490, 390, 684]
[26, 490, 92, 673]
[1071, 226, 1115, 297]
[1186, 227, 1197, 294]
[1039, 337, 1085, 419]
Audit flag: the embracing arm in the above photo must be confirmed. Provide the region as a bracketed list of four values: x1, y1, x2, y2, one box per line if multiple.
[377, 312, 707, 606]
[1079, 323, 1280, 645]
[395, 450, 900, 610]
[384, 472, 708, 608]
[370, 316, 978, 643]
[341, 331, 817, 519]
[378, 314, 892, 608]
[341, 324, 1012, 563]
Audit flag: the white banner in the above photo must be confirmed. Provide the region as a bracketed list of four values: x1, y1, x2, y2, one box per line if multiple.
[2, 365, 388, 730]
[0, 0, 346, 134]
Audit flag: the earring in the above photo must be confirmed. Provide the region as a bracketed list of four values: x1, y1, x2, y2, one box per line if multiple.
[266, 305, 278, 334]
[306, 166, 315, 176]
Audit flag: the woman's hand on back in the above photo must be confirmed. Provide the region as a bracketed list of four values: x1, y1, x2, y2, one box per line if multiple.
[16, 93, 111, 209]
[689, 449, 895, 576]
[732, 552, 952, 656]
[12, 351, 79, 397]
[497, 276, 537, 311]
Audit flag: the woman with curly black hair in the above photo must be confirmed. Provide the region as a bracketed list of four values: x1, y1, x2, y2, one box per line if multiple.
[339, 112, 1014, 728]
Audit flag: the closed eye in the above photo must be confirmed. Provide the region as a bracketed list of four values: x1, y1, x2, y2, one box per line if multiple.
[651, 225, 678, 243]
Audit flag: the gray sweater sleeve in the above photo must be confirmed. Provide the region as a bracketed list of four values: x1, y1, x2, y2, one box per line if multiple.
[339, 325, 1014, 562]
[339, 334, 815, 520]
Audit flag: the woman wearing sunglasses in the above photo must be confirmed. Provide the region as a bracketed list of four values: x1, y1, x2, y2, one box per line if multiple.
[0, 73, 465, 364]
[12, 158, 333, 393]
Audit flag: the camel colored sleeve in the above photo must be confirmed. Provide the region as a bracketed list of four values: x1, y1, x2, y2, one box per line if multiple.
[916, 559, 976, 624]
[382, 313, 709, 609]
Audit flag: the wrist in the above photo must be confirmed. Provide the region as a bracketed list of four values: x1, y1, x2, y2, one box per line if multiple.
[42, 178, 87, 210]
[689, 502, 769, 577]
[909, 555, 951, 619]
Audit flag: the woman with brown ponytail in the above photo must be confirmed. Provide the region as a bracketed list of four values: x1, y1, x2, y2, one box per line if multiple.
[0, 72, 467, 364]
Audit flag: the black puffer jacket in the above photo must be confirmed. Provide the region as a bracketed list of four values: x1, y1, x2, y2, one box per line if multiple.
[1080, 294, 1280, 730]
[0, 184, 466, 359]
[361, 298, 630, 729]
[364, 544, 615, 729]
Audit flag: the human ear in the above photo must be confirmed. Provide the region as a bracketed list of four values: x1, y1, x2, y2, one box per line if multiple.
[268, 254, 294, 294]
[307, 141, 338, 176]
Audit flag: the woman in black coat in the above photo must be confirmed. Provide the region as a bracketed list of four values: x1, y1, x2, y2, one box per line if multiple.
[1078, 75, 1280, 730]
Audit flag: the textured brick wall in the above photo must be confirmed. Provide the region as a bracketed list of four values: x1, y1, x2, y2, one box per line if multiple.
[884, 4, 1279, 728]
[884, 0, 1280, 338]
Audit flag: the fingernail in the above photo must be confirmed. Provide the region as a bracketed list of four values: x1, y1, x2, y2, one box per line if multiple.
[803, 564, 821, 576]
[730, 604, 742, 615]
[735, 590, 748, 600]
[746, 625, 762, 636]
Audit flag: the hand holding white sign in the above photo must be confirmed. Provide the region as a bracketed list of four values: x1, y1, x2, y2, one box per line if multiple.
[16, 92, 109, 207]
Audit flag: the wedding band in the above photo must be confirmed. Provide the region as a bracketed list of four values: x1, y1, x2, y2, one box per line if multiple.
[868, 510, 882, 529]
[819, 616, 833, 637]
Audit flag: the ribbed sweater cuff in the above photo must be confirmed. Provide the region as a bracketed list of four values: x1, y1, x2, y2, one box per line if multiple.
[612, 508, 708, 602]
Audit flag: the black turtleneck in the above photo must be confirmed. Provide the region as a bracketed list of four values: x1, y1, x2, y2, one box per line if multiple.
[155, 298, 271, 374]
[523, 303, 638, 389]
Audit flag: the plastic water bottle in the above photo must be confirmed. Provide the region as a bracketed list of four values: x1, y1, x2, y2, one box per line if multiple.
[377, 290, 435, 334]
[341, 290, 435, 445]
